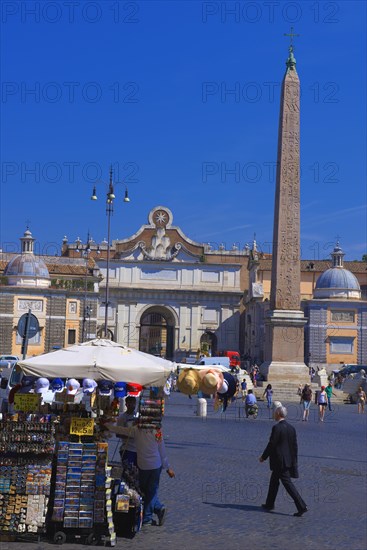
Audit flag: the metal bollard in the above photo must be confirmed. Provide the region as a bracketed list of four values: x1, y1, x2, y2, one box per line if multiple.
[197, 398, 207, 417]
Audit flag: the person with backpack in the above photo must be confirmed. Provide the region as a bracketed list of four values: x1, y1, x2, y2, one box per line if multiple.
[301, 384, 312, 422]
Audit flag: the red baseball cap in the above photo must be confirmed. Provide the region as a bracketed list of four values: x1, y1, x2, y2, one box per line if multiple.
[127, 383, 143, 396]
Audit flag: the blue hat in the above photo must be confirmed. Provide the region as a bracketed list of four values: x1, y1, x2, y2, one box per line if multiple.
[98, 380, 114, 396]
[114, 382, 127, 398]
[83, 378, 97, 394]
[51, 378, 64, 392]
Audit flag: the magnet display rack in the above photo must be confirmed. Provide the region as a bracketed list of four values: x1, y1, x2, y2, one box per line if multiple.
[0, 414, 55, 542]
[49, 440, 116, 546]
[137, 390, 164, 429]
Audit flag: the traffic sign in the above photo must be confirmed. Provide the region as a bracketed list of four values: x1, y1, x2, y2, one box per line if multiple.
[17, 312, 40, 339]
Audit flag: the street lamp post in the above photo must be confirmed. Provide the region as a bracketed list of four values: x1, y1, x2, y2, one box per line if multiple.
[91, 167, 130, 339]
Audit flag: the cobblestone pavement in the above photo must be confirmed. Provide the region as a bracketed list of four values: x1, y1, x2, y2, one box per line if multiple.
[5, 393, 366, 550]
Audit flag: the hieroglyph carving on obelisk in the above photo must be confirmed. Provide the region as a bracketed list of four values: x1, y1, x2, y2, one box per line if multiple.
[270, 39, 301, 311]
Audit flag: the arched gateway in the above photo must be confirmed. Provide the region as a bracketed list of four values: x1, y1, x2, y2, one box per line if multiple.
[139, 306, 176, 359]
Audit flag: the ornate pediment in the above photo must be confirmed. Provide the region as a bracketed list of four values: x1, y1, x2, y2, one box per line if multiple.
[138, 227, 183, 261]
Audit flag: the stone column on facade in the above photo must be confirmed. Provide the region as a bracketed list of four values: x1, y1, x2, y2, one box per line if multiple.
[191, 303, 200, 352]
[116, 303, 125, 345]
[260, 44, 308, 383]
[178, 304, 189, 355]
[127, 303, 139, 349]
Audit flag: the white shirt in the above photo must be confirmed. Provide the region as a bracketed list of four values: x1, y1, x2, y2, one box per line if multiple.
[107, 423, 170, 471]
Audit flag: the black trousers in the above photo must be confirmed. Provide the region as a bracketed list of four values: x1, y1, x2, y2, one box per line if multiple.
[265, 469, 306, 512]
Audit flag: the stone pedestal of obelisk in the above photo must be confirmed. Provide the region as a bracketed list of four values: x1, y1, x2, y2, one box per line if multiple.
[260, 45, 309, 383]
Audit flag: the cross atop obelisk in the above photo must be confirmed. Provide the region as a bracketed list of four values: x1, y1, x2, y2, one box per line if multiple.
[284, 27, 300, 48]
[260, 32, 308, 383]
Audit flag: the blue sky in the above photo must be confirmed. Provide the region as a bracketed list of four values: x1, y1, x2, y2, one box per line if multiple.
[1, 0, 366, 260]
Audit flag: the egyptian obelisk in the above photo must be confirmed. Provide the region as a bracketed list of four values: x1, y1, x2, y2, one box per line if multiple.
[261, 31, 308, 382]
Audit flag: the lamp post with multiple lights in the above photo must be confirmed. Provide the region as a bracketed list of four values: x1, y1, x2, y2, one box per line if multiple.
[91, 167, 130, 339]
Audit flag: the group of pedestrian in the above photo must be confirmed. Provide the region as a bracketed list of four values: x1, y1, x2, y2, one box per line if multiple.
[299, 382, 336, 422]
[107, 374, 365, 527]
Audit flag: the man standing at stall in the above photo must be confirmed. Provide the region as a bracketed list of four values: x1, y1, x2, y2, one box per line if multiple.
[117, 396, 138, 465]
[106, 421, 175, 527]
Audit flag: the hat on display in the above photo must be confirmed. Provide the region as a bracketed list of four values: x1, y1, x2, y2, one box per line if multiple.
[35, 378, 50, 394]
[21, 376, 35, 387]
[127, 383, 143, 396]
[221, 372, 237, 397]
[51, 378, 65, 392]
[66, 378, 81, 395]
[82, 378, 98, 394]
[177, 369, 201, 395]
[114, 382, 127, 398]
[199, 369, 224, 395]
[216, 372, 237, 412]
[19, 376, 35, 394]
[217, 380, 229, 394]
[98, 380, 114, 396]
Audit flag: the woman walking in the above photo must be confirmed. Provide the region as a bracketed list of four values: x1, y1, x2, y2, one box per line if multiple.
[357, 387, 366, 414]
[263, 384, 273, 409]
[301, 384, 312, 421]
[318, 386, 327, 422]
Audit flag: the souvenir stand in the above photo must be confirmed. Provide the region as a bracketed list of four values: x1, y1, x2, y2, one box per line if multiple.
[0, 393, 55, 542]
[49, 414, 116, 546]
[0, 388, 117, 546]
[13, 339, 174, 545]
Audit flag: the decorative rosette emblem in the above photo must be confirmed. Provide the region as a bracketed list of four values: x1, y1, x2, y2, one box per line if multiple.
[154, 210, 168, 227]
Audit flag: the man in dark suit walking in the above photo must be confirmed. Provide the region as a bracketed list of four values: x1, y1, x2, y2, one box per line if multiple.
[259, 405, 308, 516]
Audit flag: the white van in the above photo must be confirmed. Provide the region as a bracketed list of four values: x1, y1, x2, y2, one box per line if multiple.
[196, 356, 230, 369]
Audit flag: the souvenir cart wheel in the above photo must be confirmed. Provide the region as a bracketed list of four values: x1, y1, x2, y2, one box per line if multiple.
[54, 531, 67, 545]
[86, 532, 101, 546]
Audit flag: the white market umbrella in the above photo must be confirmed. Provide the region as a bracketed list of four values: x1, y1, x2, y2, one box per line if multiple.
[18, 339, 174, 387]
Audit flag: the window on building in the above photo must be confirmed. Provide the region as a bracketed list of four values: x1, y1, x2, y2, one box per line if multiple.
[68, 329, 76, 345]
[98, 304, 114, 319]
[16, 331, 41, 345]
[68, 301, 77, 314]
[202, 309, 218, 323]
[329, 337, 354, 354]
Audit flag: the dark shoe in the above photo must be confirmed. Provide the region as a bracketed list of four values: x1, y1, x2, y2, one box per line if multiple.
[156, 507, 166, 526]
[261, 504, 274, 511]
[294, 508, 308, 517]
[142, 520, 157, 527]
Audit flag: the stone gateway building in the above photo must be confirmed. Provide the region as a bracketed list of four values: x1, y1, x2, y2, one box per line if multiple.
[62, 206, 250, 360]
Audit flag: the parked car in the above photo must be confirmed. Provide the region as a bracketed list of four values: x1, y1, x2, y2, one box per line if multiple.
[336, 364, 367, 378]
[0, 355, 19, 370]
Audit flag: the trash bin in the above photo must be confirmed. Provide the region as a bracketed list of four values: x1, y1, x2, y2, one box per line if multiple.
[197, 398, 207, 417]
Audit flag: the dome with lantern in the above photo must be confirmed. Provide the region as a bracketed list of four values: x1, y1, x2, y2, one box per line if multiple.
[313, 243, 361, 300]
[3, 229, 51, 287]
